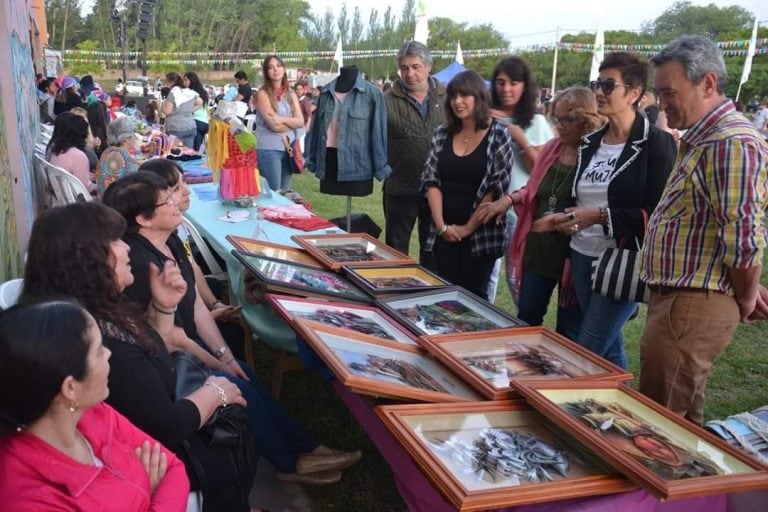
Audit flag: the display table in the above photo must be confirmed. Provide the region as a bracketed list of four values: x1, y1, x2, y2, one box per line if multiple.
[183, 179, 343, 353]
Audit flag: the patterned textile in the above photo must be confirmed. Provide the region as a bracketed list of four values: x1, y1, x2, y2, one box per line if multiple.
[95, 146, 139, 195]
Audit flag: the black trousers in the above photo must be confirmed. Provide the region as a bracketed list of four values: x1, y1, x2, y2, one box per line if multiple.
[383, 194, 435, 271]
[433, 238, 497, 300]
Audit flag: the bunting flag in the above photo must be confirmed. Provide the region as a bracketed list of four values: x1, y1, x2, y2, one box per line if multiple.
[333, 36, 343, 68]
[414, 0, 429, 44]
[455, 41, 464, 65]
[589, 18, 604, 82]
[741, 17, 759, 86]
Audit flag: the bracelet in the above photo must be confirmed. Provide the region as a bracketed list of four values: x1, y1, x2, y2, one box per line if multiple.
[210, 300, 224, 309]
[151, 302, 177, 315]
[204, 382, 227, 407]
[598, 206, 609, 225]
[214, 345, 229, 360]
[437, 224, 448, 235]
[505, 193, 516, 206]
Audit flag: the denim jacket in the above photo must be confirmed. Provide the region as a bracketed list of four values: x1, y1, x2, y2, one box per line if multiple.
[304, 75, 392, 182]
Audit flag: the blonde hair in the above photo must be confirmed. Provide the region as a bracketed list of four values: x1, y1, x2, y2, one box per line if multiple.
[552, 87, 605, 134]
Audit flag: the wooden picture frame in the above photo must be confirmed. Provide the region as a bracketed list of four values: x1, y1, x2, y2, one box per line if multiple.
[293, 321, 479, 403]
[375, 400, 634, 511]
[231, 250, 371, 304]
[264, 294, 419, 346]
[343, 264, 450, 296]
[377, 286, 526, 336]
[291, 233, 415, 270]
[514, 380, 768, 500]
[226, 235, 323, 268]
[421, 327, 633, 400]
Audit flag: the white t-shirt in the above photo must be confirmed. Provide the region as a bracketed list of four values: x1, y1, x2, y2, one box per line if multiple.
[508, 113, 555, 193]
[570, 140, 625, 257]
[753, 107, 768, 136]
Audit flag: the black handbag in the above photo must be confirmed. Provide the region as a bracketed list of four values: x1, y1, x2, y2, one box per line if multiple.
[172, 350, 258, 502]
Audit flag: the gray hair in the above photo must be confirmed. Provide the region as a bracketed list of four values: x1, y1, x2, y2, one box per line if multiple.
[106, 116, 136, 145]
[396, 41, 432, 67]
[651, 35, 726, 94]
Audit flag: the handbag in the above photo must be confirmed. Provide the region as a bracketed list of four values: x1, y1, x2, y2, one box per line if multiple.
[590, 210, 650, 304]
[281, 133, 304, 174]
[172, 350, 258, 500]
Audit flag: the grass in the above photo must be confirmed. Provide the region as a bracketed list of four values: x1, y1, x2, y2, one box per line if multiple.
[249, 173, 768, 510]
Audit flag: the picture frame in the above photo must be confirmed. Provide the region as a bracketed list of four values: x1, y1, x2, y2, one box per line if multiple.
[226, 235, 323, 268]
[343, 264, 450, 296]
[293, 321, 479, 403]
[421, 327, 633, 400]
[514, 380, 768, 500]
[231, 250, 371, 304]
[375, 400, 634, 511]
[291, 233, 415, 270]
[377, 286, 526, 336]
[264, 294, 419, 346]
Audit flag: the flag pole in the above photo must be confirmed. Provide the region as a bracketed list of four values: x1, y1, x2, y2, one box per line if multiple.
[550, 26, 560, 97]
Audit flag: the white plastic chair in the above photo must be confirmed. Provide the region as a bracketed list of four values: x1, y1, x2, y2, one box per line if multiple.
[243, 113, 257, 132]
[0, 279, 23, 310]
[181, 217, 226, 281]
[34, 155, 93, 208]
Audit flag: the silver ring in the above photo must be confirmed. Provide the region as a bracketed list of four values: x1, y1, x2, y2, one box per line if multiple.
[573, 223, 579, 231]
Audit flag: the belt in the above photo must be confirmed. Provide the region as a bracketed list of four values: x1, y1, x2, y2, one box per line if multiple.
[648, 284, 723, 295]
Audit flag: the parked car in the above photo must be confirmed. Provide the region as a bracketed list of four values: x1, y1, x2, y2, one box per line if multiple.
[125, 80, 145, 96]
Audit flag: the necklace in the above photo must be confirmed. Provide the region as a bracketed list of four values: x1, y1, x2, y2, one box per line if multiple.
[75, 430, 96, 465]
[544, 162, 574, 214]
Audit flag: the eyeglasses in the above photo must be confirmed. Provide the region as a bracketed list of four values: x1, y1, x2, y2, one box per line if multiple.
[549, 114, 578, 127]
[155, 191, 177, 208]
[590, 78, 630, 96]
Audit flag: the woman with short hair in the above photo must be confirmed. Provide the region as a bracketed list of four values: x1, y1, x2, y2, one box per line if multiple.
[94, 116, 140, 195]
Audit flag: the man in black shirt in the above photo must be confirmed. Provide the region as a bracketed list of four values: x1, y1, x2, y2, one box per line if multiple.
[234, 70, 252, 104]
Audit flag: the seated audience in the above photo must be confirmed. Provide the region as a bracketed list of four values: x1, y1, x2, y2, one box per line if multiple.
[47, 112, 96, 193]
[95, 116, 140, 195]
[0, 300, 189, 511]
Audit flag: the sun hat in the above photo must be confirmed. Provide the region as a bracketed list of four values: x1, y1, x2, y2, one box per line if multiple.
[61, 76, 78, 90]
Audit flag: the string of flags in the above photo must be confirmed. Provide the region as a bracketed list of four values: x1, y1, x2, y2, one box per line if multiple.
[60, 37, 768, 65]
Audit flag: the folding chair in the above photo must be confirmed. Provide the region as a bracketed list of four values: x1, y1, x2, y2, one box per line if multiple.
[0, 279, 23, 310]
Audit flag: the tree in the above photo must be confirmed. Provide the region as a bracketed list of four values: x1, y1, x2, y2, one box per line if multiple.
[427, 17, 508, 77]
[337, 3, 350, 47]
[651, 1, 753, 41]
[350, 6, 364, 49]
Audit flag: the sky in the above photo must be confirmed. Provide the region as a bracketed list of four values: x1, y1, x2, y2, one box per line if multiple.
[80, 0, 765, 49]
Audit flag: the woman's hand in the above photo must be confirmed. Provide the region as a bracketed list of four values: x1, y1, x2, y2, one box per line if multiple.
[220, 358, 250, 381]
[439, 225, 462, 243]
[149, 261, 187, 311]
[205, 375, 247, 407]
[553, 207, 602, 235]
[530, 213, 563, 233]
[489, 108, 509, 120]
[135, 441, 167, 494]
[211, 304, 242, 322]
[474, 197, 511, 225]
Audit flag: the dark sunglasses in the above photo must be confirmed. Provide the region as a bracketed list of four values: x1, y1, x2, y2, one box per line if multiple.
[590, 78, 629, 96]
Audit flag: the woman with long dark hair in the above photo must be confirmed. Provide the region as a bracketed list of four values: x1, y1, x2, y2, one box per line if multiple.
[162, 72, 201, 149]
[0, 300, 190, 510]
[183, 72, 209, 151]
[47, 112, 95, 193]
[421, 70, 513, 299]
[86, 101, 109, 156]
[253, 55, 304, 190]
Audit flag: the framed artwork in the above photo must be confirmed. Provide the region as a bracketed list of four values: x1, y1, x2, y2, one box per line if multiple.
[226, 235, 323, 268]
[377, 287, 526, 336]
[291, 233, 415, 270]
[294, 321, 479, 402]
[231, 250, 371, 304]
[421, 327, 632, 400]
[376, 400, 633, 511]
[514, 380, 768, 500]
[264, 294, 419, 346]
[344, 264, 450, 296]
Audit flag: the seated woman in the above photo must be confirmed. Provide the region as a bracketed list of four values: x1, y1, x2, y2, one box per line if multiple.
[102, 172, 361, 486]
[95, 116, 140, 195]
[0, 300, 189, 511]
[47, 112, 96, 194]
[20, 203, 254, 511]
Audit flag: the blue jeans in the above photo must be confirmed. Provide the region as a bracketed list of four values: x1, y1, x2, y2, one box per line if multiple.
[257, 149, 293, 191]
[570, 250, 638, 369]
[167, 128, 196, 150]
[193, 120, 208, 151]
[213, 360, 317, 473]
[518, 269, 583, 342]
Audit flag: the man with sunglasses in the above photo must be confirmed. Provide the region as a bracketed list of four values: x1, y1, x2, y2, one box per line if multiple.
[640, 35, 768, 424]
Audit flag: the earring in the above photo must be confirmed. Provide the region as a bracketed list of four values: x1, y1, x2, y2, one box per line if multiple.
[68, 401, 79, 413]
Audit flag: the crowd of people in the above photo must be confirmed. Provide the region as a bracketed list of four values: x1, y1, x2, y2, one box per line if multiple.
[2, 33, 766, 511]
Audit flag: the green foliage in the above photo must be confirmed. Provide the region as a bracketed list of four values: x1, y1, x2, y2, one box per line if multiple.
[651, 1, 753, 40]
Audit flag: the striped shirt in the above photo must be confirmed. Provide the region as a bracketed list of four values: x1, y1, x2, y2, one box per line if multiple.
[641, 100, 768, 293]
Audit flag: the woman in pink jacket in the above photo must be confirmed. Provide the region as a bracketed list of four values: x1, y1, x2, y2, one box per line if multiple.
[0, 300, 189, 511]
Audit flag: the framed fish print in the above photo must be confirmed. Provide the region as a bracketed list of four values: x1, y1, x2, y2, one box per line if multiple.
[293, 321, 479, 403]
[514, 380, 768, 500]
[231, 250, 371, 304]
[343, 264, 450, 296]
[291, 233, 415, 270]
[375, 400, 633, 511]
[226, 235, 323, 268]
[264, 294, 419, 345]
[377, 287, 526, 336]
[421, 327, 632, 400]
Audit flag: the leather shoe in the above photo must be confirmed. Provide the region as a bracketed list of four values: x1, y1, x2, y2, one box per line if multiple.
[295, 450, 362, 475]
[276, 469, 341, 486]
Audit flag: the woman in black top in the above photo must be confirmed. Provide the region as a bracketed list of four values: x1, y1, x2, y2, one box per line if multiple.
[421, 71, 513, 299]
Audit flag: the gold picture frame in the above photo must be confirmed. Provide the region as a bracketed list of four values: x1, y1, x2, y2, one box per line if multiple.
[291, 233, 415, 270]
[226, 235, 323, 268]
[344, 264, 450, 296]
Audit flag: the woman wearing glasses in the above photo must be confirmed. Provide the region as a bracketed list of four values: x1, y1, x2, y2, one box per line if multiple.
[477, 87, 601, 339]
[537, 53, 676, 367]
